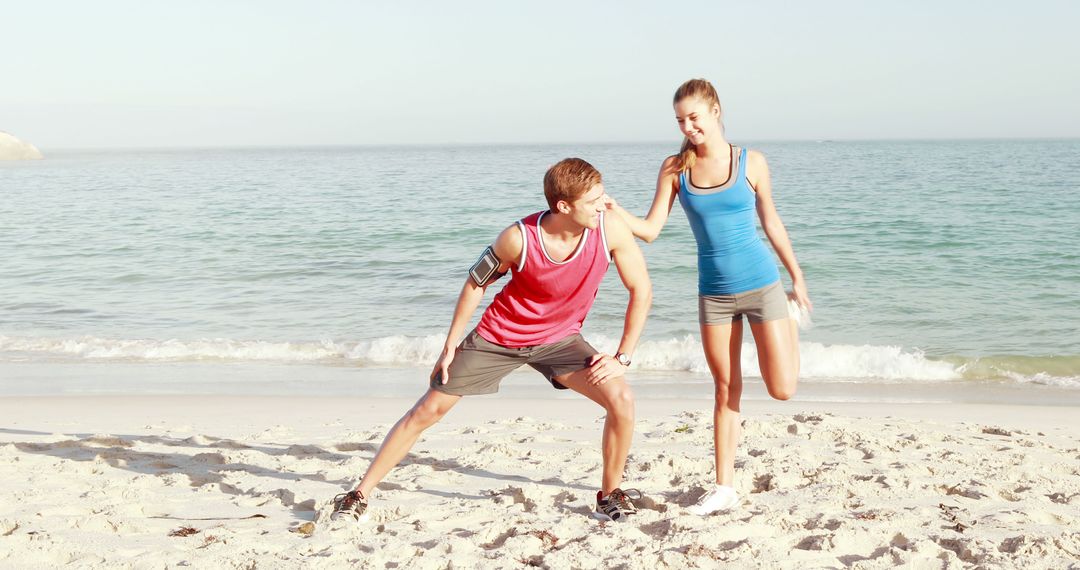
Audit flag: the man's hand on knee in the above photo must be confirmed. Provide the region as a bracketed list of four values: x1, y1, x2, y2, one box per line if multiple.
[586, 353, 627, 386]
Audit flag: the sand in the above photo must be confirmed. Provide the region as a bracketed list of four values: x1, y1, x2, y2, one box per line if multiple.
[1, 395, 1078, 569]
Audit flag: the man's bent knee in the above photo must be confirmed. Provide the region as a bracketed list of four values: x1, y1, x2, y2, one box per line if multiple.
[405, 397, 452, 429]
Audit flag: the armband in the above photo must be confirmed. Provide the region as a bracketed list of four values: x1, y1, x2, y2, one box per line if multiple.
[469, 245, 506, 286]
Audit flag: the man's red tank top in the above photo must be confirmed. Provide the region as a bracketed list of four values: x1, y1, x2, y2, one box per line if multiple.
[475, 211, 611, 347]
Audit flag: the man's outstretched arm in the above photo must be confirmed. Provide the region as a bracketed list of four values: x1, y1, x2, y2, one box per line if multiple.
[431, 224, 523, 384]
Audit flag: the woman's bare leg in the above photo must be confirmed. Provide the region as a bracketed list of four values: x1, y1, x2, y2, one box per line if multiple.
[700, 320, 744, 485]
[749, 317, 799, 401]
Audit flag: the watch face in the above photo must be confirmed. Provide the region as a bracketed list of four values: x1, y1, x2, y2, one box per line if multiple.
[616, 353, 630, 366]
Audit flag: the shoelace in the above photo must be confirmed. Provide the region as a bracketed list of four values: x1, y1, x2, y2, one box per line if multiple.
[700, 486, 724, 500]
[609, 488, 643, 510]
[334, 490, 364, 512]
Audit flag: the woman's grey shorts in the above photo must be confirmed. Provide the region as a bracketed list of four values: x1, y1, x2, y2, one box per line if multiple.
[699, 281, 789, 325]
[431, 330, 599, 396]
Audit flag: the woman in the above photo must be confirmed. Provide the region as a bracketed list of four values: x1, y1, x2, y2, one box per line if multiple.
[606, 78, 811, 515]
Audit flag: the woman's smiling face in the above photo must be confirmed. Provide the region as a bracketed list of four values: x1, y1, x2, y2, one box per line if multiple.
[674, 96, 720, 144]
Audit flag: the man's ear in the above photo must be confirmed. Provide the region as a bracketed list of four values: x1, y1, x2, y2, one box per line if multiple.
[556, 200, 571, 214]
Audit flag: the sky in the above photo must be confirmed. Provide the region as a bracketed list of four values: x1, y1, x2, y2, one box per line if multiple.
[3, 1, 1079, 149]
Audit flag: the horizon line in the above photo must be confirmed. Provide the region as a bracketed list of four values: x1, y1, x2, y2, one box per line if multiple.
[30, 136, 1080, 153]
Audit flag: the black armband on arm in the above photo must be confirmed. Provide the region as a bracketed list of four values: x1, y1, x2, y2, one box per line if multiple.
[469, 245, 507, 286]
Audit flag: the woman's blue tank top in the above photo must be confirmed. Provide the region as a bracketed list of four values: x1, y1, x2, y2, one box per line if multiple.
[678, 147, 780, 295]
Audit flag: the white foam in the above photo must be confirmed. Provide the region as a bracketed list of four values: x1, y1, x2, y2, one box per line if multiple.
[0, 334, 443, 366]
[1002, 371, 1080, 389]
[1, 334, 1075, 387]
[343, 334, 446, 365]
[588, 334, 962, 381]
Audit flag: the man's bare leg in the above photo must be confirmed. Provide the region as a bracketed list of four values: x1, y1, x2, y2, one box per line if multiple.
[355, 388, 462, 498]
[552, 371, 635, 495]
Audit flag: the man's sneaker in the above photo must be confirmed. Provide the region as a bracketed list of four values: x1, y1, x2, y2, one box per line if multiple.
[593, 488, 641, 522]
[330, 489, 369, 523]
[687, 484, 739, 516]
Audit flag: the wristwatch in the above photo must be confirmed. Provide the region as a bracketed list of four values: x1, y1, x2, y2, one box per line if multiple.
[614, 352, 631, 366]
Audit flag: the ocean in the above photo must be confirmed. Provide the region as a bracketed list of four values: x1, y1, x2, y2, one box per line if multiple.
[2, 141, 1078, 401]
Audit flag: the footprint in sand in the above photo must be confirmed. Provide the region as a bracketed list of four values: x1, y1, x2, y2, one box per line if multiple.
[191, 452, 228, 465]
[333, 442, 376, 453]
[84, 435, 135, 448]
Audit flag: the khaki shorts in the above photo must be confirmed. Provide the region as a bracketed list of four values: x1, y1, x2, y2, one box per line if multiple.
[431, 330, 599, 396]
[699, 281, 789, 325]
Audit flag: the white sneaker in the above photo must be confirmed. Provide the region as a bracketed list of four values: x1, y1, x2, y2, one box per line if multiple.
[687, 484, 739, 516]
[786, 296, 813, 330]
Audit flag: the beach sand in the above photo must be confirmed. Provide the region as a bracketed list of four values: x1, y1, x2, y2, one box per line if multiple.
[1, 395, 1078, 569]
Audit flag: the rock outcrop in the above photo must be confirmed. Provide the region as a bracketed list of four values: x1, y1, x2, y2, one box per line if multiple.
[0, 131, 44, 160]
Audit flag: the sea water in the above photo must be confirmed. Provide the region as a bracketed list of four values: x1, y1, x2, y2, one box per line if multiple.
[2, 141, 1078, 398]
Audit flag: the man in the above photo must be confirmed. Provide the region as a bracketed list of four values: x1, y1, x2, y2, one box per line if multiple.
[331, 158, 652, 523]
